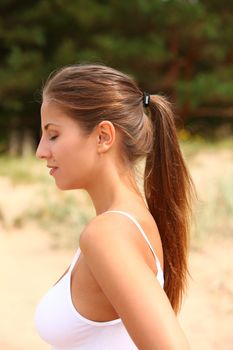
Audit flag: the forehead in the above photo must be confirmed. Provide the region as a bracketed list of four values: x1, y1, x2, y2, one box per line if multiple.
[40, 101, 70, 128]
[40, 101, 87, 137]
[41, 100, 64, 119]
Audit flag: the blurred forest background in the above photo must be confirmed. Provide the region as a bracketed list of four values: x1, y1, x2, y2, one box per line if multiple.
[0, 0, 233, 155]
[0, 1, 233, 350]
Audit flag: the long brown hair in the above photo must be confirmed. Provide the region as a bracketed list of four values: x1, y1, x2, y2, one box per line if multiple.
[144, 95, 197, 313]
[43, 63, 197, 313]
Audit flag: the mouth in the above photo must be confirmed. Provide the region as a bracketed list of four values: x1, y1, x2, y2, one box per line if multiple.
[47, 165, 58, 176]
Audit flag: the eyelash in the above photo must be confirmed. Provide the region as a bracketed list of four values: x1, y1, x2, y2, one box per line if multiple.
[49, 136, 58, 141]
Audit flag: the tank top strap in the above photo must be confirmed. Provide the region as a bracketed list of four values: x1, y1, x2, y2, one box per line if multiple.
[68, 247, 81, 272]
[103, 210, 163, 275]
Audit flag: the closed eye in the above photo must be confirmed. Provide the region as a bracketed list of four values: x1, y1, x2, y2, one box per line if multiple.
[49, 135, 58, 141]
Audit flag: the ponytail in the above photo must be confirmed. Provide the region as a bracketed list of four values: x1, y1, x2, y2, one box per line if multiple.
[144, 95, 197, 313]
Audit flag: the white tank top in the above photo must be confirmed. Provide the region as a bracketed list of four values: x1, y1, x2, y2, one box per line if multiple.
[34, 210, 164, 350]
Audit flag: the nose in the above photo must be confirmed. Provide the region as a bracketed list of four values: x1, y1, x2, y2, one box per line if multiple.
[36, 136, 51, 160]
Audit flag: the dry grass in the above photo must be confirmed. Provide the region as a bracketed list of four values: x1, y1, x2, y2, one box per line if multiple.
[0, 136, 232, 248]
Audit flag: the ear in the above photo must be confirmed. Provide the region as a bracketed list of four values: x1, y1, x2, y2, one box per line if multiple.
[96, 121, 116, 154]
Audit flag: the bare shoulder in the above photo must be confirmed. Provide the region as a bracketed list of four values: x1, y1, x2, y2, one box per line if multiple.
[79, 209, 163, 273]
[79, 211, 142, 258]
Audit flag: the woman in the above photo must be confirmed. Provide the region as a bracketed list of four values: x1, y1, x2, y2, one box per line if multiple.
[35, 64, 196, 349]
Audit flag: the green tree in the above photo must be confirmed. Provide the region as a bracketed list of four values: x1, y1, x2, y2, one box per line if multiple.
[0, 0, 232, 154]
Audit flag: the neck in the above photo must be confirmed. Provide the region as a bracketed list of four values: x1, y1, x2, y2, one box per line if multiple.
[85, 164, 145, 216]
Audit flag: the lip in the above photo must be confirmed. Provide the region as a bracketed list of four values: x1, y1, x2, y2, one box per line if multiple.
[47, 166, 58, 176]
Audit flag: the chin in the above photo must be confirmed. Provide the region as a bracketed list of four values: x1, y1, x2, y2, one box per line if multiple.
[55, 180, 82, 191]
[54, 181, 71, 191]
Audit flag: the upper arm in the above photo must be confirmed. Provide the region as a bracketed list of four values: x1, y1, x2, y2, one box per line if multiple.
[79, 216, 190, 350]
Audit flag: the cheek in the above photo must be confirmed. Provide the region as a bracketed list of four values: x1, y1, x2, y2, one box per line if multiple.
[52, 137, 76, 161]
[53, 133, 98, 184]
[67, 143, 97, 176]
[65, 153, 97, 190]
[76, 148, 96, 172]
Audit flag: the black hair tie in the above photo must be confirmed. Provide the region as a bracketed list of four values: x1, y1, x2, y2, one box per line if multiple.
[143, 92, 150, 107]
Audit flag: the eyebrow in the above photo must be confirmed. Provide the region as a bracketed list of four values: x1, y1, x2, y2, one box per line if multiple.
[43, 123, 60, 131]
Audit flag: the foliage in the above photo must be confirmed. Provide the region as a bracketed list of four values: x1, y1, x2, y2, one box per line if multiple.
[191, 169, 233, 246]
[0, 0, 232, 153]
[28, 190, 94, 249]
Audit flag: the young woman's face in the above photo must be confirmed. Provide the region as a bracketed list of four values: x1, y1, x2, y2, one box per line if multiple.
[36, 101, 98, 190]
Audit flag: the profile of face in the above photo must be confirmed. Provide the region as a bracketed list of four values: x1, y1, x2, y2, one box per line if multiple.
[36, 101, 102, 191]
